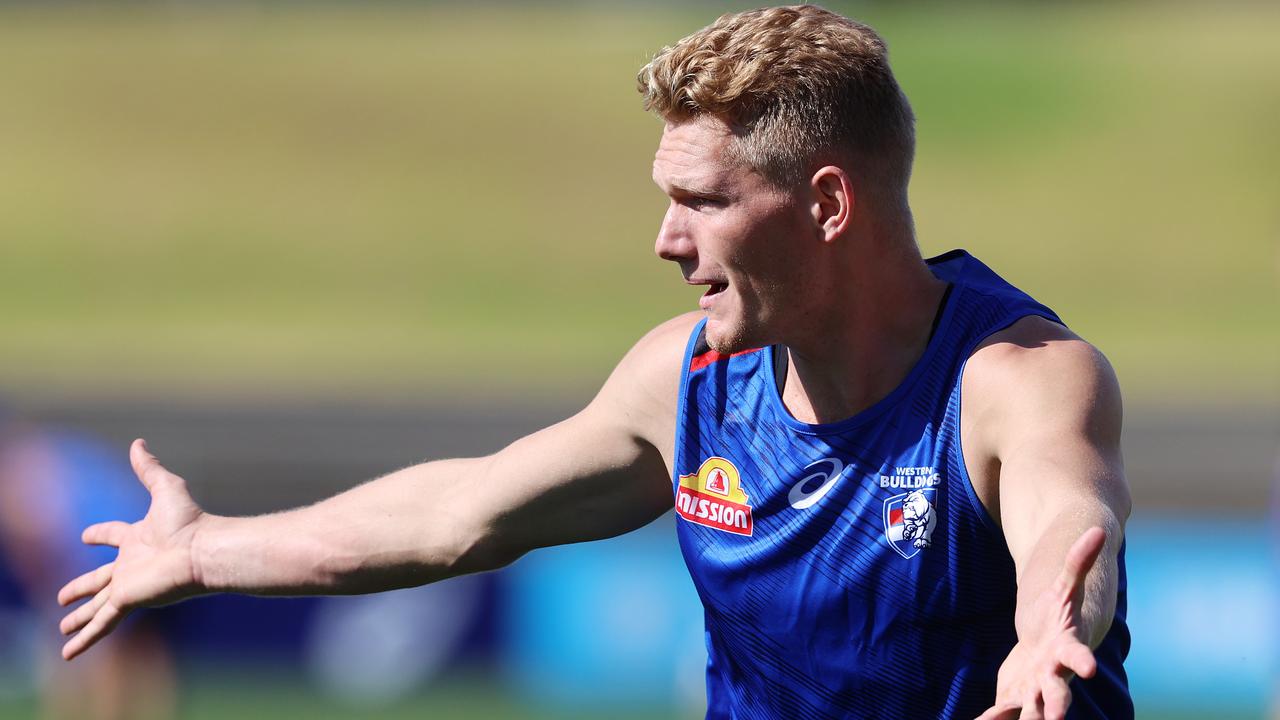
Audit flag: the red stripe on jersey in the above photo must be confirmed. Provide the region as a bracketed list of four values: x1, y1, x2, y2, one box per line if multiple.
[689, 348, 764, 373]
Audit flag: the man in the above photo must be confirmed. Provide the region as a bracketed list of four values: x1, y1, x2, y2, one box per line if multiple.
[58, 5, 1131, 719]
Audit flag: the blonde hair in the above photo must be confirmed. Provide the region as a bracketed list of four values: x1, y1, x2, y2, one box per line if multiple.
[637, 5, 915, 194]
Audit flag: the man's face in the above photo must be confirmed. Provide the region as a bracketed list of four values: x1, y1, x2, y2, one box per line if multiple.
[651, 117, 812, 353]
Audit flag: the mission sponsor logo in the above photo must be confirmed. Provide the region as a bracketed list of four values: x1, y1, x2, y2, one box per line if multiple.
[676, 457, 754, 536]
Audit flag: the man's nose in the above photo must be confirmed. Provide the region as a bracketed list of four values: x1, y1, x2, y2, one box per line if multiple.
[654, 205, 695, 262]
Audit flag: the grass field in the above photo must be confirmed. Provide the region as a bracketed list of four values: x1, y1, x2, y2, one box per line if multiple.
[0, 674, 1266, 720]
[0, 2, 1275, 405]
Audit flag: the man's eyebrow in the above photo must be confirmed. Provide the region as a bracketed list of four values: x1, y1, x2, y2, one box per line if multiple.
[659, 176, 728, 198]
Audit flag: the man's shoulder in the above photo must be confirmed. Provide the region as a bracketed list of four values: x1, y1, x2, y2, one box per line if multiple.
[637, 312, 704, 354]
[962, 315, 1122, 449]
[593, 312, 702, 418]
[966, 316, 1115, 393]
[616, 312, 701, 377]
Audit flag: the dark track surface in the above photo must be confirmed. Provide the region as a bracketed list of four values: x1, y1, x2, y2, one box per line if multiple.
[10, 395, 1277, 515]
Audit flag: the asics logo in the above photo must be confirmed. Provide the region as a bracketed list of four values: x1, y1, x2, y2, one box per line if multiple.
[788, 458, 845, 509]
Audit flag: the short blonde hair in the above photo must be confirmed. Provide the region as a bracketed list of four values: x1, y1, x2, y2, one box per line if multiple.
[637, 5, 915, 194]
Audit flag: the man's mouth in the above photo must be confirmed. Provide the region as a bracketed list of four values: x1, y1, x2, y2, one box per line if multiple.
[699, 282, 728, 309]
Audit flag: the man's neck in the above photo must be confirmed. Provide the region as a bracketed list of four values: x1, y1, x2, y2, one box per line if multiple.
[778, 248, 949, 425]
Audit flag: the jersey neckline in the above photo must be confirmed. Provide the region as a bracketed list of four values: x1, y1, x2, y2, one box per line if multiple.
[764, 252, 965, 435]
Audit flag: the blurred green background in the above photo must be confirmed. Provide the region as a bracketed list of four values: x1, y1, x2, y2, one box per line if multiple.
[1, 1, 1275, 404]
[0, 2, 1275, 719]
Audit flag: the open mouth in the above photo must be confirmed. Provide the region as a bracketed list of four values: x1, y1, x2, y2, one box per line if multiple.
[698, 281, 728, 310]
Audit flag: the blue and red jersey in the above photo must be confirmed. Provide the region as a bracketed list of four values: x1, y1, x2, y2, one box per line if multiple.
[672, 250, 1132, 719]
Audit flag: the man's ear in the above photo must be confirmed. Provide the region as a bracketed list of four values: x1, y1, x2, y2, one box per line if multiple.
[809, 166, 854, 243]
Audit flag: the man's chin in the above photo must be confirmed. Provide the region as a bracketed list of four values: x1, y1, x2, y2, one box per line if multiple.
[703, 318, 762, 354]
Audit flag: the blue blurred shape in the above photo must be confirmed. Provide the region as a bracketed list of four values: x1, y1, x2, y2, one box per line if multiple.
[305, 576, 485, 705]
[1124, 516, 1276, 713]
[503, 515, 706, 710]
[503, 513, 1277, 714]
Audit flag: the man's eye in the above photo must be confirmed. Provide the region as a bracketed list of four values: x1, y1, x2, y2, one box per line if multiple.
[684, 197, 719, 210]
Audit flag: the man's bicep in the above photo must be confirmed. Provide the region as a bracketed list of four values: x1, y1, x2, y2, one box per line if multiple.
[477, 407, 673, 559]
[464, 313, 695, 565]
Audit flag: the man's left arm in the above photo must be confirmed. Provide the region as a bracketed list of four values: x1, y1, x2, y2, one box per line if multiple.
[966, 318, 1131, 720]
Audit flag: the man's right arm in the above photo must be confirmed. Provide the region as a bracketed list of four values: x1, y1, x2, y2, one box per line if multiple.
[57, 313, 700, 659]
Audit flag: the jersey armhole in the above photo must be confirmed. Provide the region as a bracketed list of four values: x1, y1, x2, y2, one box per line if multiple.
[672, 317, 708, 495]
[952, 310, 1065, 541]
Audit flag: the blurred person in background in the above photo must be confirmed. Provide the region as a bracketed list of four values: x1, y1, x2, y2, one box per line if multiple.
[1273, 445, 1280, 720]
[0, 410, 175, 720]
[53, 5, 1131, 719]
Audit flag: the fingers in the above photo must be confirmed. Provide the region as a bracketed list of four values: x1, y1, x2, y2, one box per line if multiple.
[1058, 639, 1097, 679]
[129, 438, 175, 492]
[82, 521, 129, 547]
[1058, 526, 1107, 591]
[61, 600, 125, 661]
[975, 702, 1020, 720]
[60, 586, 109, 636]
[1042, 673, 1072, 720]
[57, 562, 113, 607]
[1017, 694, 1044, 720]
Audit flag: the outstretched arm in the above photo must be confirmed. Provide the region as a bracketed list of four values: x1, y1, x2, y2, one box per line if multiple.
[58, 313, 698, 661]
[964, 317, 1130, 720]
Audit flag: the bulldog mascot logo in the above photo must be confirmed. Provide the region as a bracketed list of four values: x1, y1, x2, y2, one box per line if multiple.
[883, 488, 938, 559]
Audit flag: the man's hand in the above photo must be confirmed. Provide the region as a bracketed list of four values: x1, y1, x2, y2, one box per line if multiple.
[57, 439, 207, 660]
[975, 527, 1107, 720]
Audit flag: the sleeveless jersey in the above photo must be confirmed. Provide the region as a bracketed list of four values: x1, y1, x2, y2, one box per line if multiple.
[672, 250, 1132, 719]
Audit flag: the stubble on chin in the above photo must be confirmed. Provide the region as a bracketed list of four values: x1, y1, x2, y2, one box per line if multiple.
[703, 317, 754, 355]
[704, 285, 781, 354]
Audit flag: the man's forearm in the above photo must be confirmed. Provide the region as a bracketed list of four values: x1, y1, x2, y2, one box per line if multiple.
[1014, 506, 1125, 648]
[190, 457, 496, 596]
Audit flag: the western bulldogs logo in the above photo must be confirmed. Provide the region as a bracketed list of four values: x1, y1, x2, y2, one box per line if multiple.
[882, 489, 938, 559]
